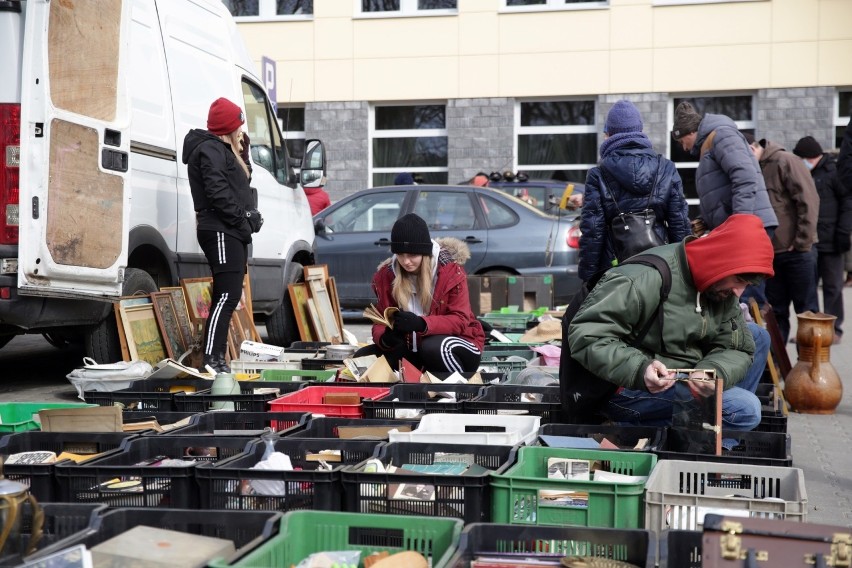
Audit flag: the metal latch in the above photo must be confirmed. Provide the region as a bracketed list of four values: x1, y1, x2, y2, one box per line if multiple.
[803, 533, 852, 567]
[720, 520, 769, 562]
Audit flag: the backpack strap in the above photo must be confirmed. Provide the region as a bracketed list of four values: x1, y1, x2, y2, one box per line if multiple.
[621, 254, 672, 348]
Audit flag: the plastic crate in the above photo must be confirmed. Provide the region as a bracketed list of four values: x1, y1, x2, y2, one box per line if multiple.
[0, 403, 97, 433]
[0, 431, 141, 501]
[490, 446, 657, 528]
[301, 357, 346, 370]
[477, 357, 529, 374]
[207, 510, 462, 568]
[445, 523, 653, 568]
[156, 411, 309, 436]
[82, 377, 215, 411]
[361, 383, 485, 419]
[173, 388, 284, 413]
[644, 459, 807, 535]
[230, 359, 301, 378]
[196, 437, 383, 512]
[268, 385, 391, 418]
[464, 385, 561, 423]
[342, 441, 516, 523]
[284, 417, 420, 439]
[656, 430, 792, 467]
[538, 423, 666, 452]
[55, 435, 257, 508]
[481, 312, 536, 332]
[0, 503, 105, 567]
[122, 411, 201, 432]
[481, 347, 537, 361]
[388, 413, 541, 446]
[754, 409, 788, 433]
[663, 530, 702, 568]
[258, 369, 336, 382]
[25, 507, 282, 565]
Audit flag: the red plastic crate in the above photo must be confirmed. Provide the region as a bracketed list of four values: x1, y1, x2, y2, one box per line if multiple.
[269, 385, 391, 418]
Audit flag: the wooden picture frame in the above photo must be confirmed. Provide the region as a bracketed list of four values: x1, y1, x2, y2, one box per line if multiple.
[180, 277, 213, 323]
[122, 304, 167, 365]
[114, 296, 152, 362]
[160, 287, 196, 353]
[288, 282, 316, 342]
[150, 291, 186, 360]
[303, 264, 329, 282]
[308, 277, 341, 343]
[328, 276, 345, 336]
[306, 297, 327, 342]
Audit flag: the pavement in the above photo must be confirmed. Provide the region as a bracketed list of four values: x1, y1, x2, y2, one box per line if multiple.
[783, 285, 852, 528]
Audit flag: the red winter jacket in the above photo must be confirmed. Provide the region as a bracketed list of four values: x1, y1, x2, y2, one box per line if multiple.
[305, 187, 331, 216]
[370, 238, 485, 350]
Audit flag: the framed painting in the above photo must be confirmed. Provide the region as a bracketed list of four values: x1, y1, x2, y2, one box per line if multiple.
[288, 282, 316, 342]
[114, 295, 152, 362]
[180, 277, 213, 323]
[122, 304, 167, 366]
[160, 286, 196, 352]
[150, 291, 186, 360]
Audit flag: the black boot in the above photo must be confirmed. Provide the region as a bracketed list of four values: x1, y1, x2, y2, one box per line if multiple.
[201, 354, 230, 374]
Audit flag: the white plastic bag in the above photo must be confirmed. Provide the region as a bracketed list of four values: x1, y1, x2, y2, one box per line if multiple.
[65, 357, 153, 400]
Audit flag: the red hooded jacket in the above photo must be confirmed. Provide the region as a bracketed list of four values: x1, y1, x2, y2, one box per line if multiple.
[305, 187, 331, 216]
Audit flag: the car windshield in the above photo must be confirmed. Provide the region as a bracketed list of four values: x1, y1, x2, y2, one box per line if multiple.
[484, 188, 558, 218]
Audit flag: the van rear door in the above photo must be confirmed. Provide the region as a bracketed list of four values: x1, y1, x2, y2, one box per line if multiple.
[18, 0, 131, 300]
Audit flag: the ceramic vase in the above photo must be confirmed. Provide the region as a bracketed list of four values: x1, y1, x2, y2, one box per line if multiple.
[784, 311, 842, 414]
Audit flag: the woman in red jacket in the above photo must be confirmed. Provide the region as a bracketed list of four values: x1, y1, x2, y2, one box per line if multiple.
[370, 213, 485, 373]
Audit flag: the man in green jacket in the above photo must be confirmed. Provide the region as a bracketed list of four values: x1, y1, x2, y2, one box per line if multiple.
[567, 214, 774, 439]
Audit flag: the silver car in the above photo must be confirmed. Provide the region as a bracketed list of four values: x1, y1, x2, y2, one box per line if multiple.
[313, 184, 582, 308]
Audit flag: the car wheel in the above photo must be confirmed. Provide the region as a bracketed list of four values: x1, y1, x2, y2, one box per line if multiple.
[265, 261, 303, 348]
[84, 268, 158, 363]
[0, 334, 14, 352]
[43, 331, 78, 349]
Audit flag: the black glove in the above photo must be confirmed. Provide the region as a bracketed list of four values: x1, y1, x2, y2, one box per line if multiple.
[246, 209, 264, 233]
[393, 310, 426, 333]
[836, 231, 851, 253]
[380, 328, 405, 350]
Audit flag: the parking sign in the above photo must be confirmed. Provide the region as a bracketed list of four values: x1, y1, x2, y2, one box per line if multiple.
[262, 56, 277, 113]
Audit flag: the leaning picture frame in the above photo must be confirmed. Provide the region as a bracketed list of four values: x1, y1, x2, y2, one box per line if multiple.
[122, 304, 167, 366]
[114, 295, 152, 362]
[160, 286, 196, 353]
[150, 291, 186, 360]
[180, 277, 213, 323]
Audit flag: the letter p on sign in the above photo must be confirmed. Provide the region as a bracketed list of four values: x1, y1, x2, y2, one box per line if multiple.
[262, 56, 277, 113]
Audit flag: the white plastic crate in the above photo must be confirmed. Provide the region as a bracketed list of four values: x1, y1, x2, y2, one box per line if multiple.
[388, 413, 540, 445]
[229, 359, 301, 377]
[644, 459, 807, 560]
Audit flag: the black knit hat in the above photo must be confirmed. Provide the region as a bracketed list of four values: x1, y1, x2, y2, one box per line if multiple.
[391, 213, 432, 255]
[671, 101, 703, 140]
[793, 136, 823, 159]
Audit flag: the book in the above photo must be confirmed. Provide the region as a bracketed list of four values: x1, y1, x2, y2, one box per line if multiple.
[147, 358, 213, 380]
[538, 489, 589, 508]
[5, 451, 57, 465]
[546, 457, 590, 481]
[363, 304, 399, 328]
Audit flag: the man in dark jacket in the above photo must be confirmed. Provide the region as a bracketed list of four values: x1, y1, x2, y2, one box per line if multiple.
[837, 117, 852, 284]
[749, 136, 820, 343]
[793, 136, 852, 342]
[568, 214, 774, 443]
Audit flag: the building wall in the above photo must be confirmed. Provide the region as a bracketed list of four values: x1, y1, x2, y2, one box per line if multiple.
[756, 87, 836, 149]
[306, 101, 369, 197]
[447, 98, 514, 186]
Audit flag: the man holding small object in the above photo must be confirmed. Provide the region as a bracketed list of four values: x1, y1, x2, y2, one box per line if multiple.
[567, 214, 774, 445]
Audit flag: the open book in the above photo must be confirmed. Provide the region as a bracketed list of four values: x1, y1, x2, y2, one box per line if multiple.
[363, 304, 399, 328]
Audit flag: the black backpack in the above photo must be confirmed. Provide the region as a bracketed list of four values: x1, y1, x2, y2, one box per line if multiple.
[559, 254, 672, 424]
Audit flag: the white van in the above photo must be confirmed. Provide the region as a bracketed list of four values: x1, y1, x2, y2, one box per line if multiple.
[1, 0, 324, 361]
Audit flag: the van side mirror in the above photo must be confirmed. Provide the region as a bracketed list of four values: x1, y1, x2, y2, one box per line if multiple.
[300, 139, 326, 188]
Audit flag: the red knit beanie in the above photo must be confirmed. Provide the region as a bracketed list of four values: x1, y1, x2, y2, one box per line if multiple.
[685, 214, 774, 292]
[207, 97, 244, 135]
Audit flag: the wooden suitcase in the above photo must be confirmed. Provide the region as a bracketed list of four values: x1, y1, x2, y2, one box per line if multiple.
[701, 514, 852, 567]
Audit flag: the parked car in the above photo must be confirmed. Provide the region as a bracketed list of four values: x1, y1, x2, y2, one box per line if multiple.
[313, 184, 582, 308]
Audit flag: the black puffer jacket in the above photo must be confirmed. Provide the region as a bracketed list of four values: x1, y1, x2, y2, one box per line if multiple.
[812, 153, 852, 253]
[578, 145, 690, 282]
[183, 129, 253, 244]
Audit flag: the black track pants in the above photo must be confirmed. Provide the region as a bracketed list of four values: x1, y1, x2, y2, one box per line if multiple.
[198, 230, 247, 359]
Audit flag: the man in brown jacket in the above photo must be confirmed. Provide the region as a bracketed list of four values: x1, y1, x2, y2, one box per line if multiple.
[747, 135, 820, 342]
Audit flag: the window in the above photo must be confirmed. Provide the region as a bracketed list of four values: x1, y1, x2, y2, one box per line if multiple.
[413, 191, 475, 230]
[222, 0, 312, 19]
[277, 106, 306, 160]
[516, 99, 597, 184]
[320, 191, 406, 233]
[479, 195, 519, 228]
[242, 80, 293, 185]
[370, 103, 449, 186]
[670, 94, 755, 213]
[504, 0, 608, 11]
[359, 0, 457, 16]
[835, 90, 852, 150]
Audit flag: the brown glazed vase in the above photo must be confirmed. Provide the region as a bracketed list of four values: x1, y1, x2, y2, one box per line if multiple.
[784, 311, 842, 414]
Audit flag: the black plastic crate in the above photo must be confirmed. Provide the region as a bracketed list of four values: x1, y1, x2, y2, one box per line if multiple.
[445, 522, 653, 568]
[464, 385, 561, 424]
[55, 435, 257, 508]
[25, 507, 282, 564]
[284, 417, 421, 439]
[341, 441, 517, 523]
[122, 411, 202, 432]
[83, 377, 207, 411]
[0, 431, 141, 501]
[538, 423, 666, 451]
[301, 357, 345, 370]
[196, 437, 383, 512]
[173, 389, 283, 413]
[754, 410, 788, 433]
[663, 530, 702, 568]
[157, 411, 309, 436]
[656, 429, 792, 467]
[290, 341, 331, 350]
[361, 383, 484, 419]
[0, 502, 105, 568]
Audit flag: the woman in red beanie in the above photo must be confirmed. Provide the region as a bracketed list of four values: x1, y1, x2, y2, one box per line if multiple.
[182, 97, 263, 373]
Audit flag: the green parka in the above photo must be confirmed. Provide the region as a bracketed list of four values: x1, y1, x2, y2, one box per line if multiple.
[567, 241, 755, 391]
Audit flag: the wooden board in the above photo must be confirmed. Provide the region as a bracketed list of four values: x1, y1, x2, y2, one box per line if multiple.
[308, 278, 342, 344]
[328, 276, 345, 336]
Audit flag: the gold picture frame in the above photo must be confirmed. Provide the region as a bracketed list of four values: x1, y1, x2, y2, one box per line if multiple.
[180, 277, 213, 323]
[160, 286, 196, 352]
[121, 304, 167, 365]
[150, 291, 186, 360]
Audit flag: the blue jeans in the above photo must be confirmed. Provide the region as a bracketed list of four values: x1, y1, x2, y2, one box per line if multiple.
[766, 249, 820, 343]
[742, 322, 770, 394]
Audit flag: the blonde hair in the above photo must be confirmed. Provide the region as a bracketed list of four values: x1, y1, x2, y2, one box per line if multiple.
[218, 130, 250, 179]
[392, 255, 434, 313]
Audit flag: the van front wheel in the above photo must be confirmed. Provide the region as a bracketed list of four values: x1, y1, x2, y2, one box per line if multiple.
[84, 268, 159, 363]
[265, 261, 303, 348]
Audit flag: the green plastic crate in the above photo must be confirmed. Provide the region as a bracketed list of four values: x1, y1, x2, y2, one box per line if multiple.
[481, 347, 536, 361]
[490, 446, 657, 529]
[259, 369, 337, 382]
[0, 403, 96, 433]
[208, 510, 463, 568]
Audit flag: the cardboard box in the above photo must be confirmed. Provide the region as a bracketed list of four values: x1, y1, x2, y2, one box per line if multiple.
[90, 525, 235, 568]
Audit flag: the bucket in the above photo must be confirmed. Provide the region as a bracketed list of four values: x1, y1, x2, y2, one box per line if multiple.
[324, 345, 357, 360]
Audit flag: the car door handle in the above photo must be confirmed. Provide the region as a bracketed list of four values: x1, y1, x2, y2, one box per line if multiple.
[374, 238, 392, 246]
[463, 236, 483, 244]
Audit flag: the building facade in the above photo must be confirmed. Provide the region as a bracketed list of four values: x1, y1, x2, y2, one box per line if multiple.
[227, 0, 852, 206]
